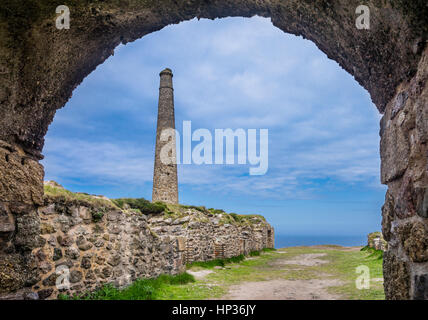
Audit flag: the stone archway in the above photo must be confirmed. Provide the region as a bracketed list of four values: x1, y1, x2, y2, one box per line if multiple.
[0, 0, 426, 299]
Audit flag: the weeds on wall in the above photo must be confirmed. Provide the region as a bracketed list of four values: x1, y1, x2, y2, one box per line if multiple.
[360, 246, 383, 260]
[112, 198, 167, 215]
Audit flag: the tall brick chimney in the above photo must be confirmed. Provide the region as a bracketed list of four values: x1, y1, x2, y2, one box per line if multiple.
[152, 68, 179, 204]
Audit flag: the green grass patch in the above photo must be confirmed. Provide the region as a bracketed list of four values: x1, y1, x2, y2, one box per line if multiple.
[187, 246, 384, 300]
[262, 248, 277, 252]
[156, 282, 225, 300]
[360, 246, 383, 260]
[316, 248, 384, 300]
[164, 204, 269, 227]
[58, 246, 384, 300]
[91, 210, 105, 222]
[187, 254, 246, 269]
[180, 205, 208, 213]
[197, 247, 316, 286]
[44, 184, 117, 209]
[248, 250, 261, 257]
[58, 272, 195, 300]
[112, 198, 167, 215]
[208, 208, 226, 215]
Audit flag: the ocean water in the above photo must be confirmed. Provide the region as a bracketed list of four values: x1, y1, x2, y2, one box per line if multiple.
[275, 234, 366, 249]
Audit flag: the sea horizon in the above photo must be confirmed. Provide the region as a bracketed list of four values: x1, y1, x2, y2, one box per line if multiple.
[274, 234, 367, 249]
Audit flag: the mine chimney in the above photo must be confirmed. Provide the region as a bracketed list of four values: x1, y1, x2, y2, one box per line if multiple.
[152, 68, 179, 204]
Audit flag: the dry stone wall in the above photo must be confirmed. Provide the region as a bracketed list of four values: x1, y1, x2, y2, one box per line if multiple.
[381, 47, 428, 300]
[1, 186, 274, 299]
[149, 210, 274, 264]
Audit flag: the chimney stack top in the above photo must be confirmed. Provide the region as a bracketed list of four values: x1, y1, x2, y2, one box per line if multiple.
[160, 68, 173, 77]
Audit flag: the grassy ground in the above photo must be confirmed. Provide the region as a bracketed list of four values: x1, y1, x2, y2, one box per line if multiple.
[59, 273, 196, 300]
[319, 246, 384, 300]
[61, 246, 384, 300]
[160, 246, 384, 300]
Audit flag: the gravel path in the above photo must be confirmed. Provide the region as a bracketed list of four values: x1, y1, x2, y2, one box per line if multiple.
[223, 279, 343, 300]
[220, 253, 344, 300]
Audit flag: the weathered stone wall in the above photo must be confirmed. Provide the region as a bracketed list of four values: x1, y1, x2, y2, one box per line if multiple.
[30, 200, 182, 299]
[1, 188, 274, 299]
[0, 141, 45, 298]
[381, 47, 428, 300]
[149, 210, 274, 264]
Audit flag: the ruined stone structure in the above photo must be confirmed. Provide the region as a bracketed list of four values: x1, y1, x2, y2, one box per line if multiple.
[0, 1, 427, 299]
[0, 183, 274, 299]
[367, 232, 387, 251]
[152, 68, 179, 204]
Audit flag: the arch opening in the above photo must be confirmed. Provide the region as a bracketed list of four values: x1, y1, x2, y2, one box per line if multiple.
[43, 16, 385, 241]
[43, 16, 385, 299]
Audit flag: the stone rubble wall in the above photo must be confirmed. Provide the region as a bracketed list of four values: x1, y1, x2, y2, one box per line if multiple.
[380, 47, 428, 300]
[3, 196, 274, 299]
[367, 232, 387, 251]
[0, 141, 45, 299]
[149, 211, 274, 264]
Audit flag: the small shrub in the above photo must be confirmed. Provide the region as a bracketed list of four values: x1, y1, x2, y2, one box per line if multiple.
[181, 205, 208, 213]
[208, 208, 226, 215]
[113, 198, 167, 215]
[158, 272, 195, 285]
[245, 214, 266, 222]
[187, 254, 245, 269]
[187, 259, 226, 269]
[92, 210, 105, 222]
[229, 213, 243, 222]
[360, 246, 383, 260]
[248, 250, 260, 257]
[225, 254, 245, 264]
[262, 248, 276, 252]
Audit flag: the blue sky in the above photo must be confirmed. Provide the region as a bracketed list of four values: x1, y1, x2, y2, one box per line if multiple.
[42, 16, 386, 240]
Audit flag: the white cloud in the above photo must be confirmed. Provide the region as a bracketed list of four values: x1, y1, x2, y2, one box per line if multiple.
[43, 137, 154, 186]
[43, 16, 383, 201]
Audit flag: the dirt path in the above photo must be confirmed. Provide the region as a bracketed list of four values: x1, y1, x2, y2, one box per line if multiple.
[187, 269, 213, 280]
[223, 279, 343, 300]
[274, 253, 328, 266]
[221, 253, 344, 300]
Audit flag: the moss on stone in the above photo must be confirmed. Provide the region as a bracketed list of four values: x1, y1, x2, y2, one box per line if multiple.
[43, 183, 117, 209]
[147, 226, 159, 239]
[91, 210, 105, 222]
[112, 198, 166, 215]
[43, 182, 270, 229]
